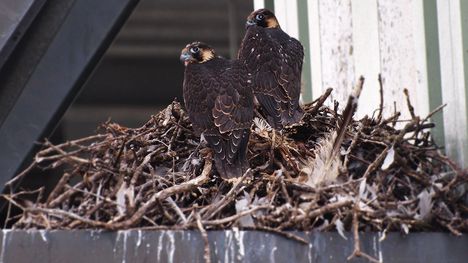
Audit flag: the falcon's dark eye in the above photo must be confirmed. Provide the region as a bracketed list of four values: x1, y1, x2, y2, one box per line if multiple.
[256, 14, 264, 21]
[190, 47, 199, 53]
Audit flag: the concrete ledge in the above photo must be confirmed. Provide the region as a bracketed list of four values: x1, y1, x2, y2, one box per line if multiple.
[0, 230, 467, 262]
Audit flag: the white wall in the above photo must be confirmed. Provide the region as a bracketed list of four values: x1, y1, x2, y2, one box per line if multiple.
[436, 0, 468, 166]
[310, 0, 430, 120]
[253, 0, 467, 167]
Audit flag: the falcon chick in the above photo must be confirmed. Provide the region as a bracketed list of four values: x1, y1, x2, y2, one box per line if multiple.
[180, 42, 254, 178]
[238, 8, 304, 130]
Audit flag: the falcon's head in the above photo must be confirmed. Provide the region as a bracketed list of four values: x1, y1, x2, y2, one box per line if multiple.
[180, 42, 215, 66]
[246, 9, 279, 29]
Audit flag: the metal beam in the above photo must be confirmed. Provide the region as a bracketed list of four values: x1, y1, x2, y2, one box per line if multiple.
[0, 0, 47, 72]
[436, 0, 468, 167]
[297, 0, 312, 102]
[460, 0, 468, 164]
[0, 0, 140, 190]
[1, 230, 467, 263]
[423, 0, 445, 146]
[264, 0, 274, 10]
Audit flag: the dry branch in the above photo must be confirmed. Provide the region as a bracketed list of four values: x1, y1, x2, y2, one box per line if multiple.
[5, 90, 467, 246]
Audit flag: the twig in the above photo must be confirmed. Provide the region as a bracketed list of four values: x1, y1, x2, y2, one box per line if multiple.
[48, 172, 106, 208]
[244, 225, 308, 245]
[107, 155, 212, 229]
[3, 189, 13, 228]
[167, 197, 188, 224]
[343, 123, 363, 168]
[196, 213, 212, 263]
[332, 76, 364, 159]
[361, 145, 390, 178]
[377, 74, 384, 123]
[46, 172, 72, 205]
[202, 206, 268, 226]
[308, 88, 333, 116]
[347, 203, 380, 262]
[38, 134, 107, 155]
[308, 200, 353, 218]
[201, 169, 251, 219]
[403, 88, 416, 120]
[5, 95, 467, 238]
[5, 161, 36, 187]
[3, 195, 108, 228]
[421, 104, 447, 124]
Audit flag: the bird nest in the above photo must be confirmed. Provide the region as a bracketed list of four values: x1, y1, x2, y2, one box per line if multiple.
[4, 87, 468, 261]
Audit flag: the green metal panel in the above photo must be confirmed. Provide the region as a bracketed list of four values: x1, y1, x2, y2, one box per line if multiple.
[297, 0, 313, 102]
[459, 0, 468, 165]
[422, 0, 445, 146]
[264, 0, 274, 11]
[460, 0, 468, 129]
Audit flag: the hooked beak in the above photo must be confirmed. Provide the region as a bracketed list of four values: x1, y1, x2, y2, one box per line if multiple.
[246, 20, 256, 28]
[180, 51, 191, 63]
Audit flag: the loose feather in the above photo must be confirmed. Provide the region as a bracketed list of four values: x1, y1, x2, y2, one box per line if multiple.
[303, 131, 341, 187]
[331, 76, 364, 160]
[303, 76, 364, 187]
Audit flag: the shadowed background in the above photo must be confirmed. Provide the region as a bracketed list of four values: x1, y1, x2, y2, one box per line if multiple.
[58, 0, 252, 140]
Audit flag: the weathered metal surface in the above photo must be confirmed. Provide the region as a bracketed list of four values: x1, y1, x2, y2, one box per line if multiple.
[422, 0, 445, 146]
[0, 230, 466, 263]
[317, 0, 355, 106]
[307, 0, 322, 102]
[0, 0, 46, 71]
[350, 0, 381, 117]
[377, 0, 430, 119]
[0, 0, 140, 191]
[297, 0, 312, 102]
[436, 0, 468, 167]
[310, 0, 430, 121]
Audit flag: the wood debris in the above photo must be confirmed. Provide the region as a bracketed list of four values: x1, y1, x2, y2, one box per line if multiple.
[4, 86, 468, 260]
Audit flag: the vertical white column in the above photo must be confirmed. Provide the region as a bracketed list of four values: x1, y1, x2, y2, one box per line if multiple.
[413, 0, 431, 118]
[377, 0, 430, 120]
[273, 0, 299, 39]
[308, 0, 323, 101]
[350, 0, 381, 117]
[436, 0, 468, 167]
[317, 0, 355, 106]
[253, 0, 264, 10]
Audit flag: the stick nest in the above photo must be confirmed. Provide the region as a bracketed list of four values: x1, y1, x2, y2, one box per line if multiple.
[5, 89, 468, 239]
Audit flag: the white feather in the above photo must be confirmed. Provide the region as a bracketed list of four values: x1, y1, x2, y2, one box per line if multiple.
[253, 117, 272, 138]
[303, 131, 341, 187]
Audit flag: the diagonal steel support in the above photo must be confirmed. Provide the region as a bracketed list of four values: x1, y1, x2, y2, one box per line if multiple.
[0, 0, 140, 191]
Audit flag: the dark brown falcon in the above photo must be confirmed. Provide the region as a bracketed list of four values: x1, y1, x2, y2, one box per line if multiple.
[180, 42, 254, 178]
[238, 8, 304, 129]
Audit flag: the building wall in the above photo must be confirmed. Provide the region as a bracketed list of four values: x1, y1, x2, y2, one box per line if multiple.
[255, 0, 468, 167]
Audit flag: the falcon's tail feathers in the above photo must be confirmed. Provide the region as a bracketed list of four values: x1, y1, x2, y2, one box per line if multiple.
[214, 159, 243, 179]
[204, 130, 251, 179]
[282, 106, 304, 127]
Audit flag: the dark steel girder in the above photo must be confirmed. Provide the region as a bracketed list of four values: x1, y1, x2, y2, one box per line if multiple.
[0, 0, 140, 190]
